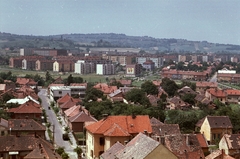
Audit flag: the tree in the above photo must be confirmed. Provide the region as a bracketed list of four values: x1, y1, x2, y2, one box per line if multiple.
[67, 74, 73, 85]
[125, 88, 150, 106]
[160, 77, 178, 97]
[74, 146, 83, 158]
[180, 80, 196, 91]
[181, 93, 196, 105]
[56, 147, 65, 156]
[110, 79, 123, 88]
[84, 88, 104, 103]
[45, 71, 54, 83]
[141, 81, 158, 95]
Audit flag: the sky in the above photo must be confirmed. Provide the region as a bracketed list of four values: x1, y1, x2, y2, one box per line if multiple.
[0, 0, 240, 45]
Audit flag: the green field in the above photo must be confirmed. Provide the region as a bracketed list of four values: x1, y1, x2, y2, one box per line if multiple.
[0, 65, 121, 83]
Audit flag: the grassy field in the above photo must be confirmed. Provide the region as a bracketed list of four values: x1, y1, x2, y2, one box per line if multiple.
[0, 65, 162, 85]
[0, 65, 122, 83]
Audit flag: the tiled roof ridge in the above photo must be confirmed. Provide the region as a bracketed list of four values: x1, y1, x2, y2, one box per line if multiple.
[103, 123, 130, 136]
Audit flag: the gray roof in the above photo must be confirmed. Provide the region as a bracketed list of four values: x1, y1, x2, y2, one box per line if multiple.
[100, 142, 125, 159]
[115, 133, 159, 159]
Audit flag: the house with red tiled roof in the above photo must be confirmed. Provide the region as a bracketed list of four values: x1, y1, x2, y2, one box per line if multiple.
[56, 93, 72, 107]
[24, 143, 62, 159]
[8, 100, 42, 121]
[162, 134, 205, 159]
[167, 96, 190, 110]
[225, 89, 240, 104]
[150, 117, 181, 140]
[16, 77, 38, 89]
[219, 134, 240, 158]
[0, 135, 59, 159]
[194, 94, 211, 107]
[59, 97, 81, 114]
[196, 81, 218, 94]
[195, 116, 233, 145]
[13, 85, 39, 100]
[93, 83, 118, 95]
[205, 88, 228, 104]
[8, 119, 46, 139]
[111, 133, 178, 159]
[195, 133, 209, 154]
[67, 111, 97, 132]
[85, 115, 152, 159]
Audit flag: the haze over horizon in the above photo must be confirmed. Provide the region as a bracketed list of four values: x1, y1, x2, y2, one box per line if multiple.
[0, 0, 240, 45]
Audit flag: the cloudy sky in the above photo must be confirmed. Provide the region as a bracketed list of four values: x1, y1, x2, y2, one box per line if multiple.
[0, 0, 240, 45]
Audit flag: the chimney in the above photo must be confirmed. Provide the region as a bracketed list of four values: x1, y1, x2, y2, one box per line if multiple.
[144, 130, 148, 135]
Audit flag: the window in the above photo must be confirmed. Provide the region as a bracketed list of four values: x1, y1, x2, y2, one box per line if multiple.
[1, 131, 4, 136]
[90, 150, 93, 158]
[99, 137, 105, 146]
[59, 91, 62, 94]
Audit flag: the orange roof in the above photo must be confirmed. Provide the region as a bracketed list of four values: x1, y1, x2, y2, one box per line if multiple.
[196, 134, 208, 148]
[8, 101, 42, 114]
[16, 78, 37, 85]
[225, 89, 240, 96]
[196, 82, 218, 88]
[94, 83, 118, 94]
[57, 93, 71, 104]
[207, 88, 227, 98]
[85, 115, 152, 136]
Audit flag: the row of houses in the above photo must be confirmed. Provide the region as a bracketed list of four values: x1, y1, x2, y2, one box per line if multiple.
[0, 77, 60, 158]
[83, 114, 239, 159]
[161, 66, 213, 81]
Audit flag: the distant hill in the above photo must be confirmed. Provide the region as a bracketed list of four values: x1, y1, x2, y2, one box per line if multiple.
[0, 32, 240, 53]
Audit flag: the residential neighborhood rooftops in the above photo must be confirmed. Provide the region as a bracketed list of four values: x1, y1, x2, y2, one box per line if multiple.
[100, 141, 125, 159]
[85, 115, 152, 136]
[221, 134, 240, 150]
[115, 133, 160, 159]
[205, 150, 234, 159]
[8, 119, 46, 131]
[196, 116, 233, 129]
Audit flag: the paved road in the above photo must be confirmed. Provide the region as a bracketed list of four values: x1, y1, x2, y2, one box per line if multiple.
[209, 72, 217, 83]
[38, 89, 78, 159]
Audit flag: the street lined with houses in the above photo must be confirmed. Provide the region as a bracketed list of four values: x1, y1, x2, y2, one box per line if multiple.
[38, 88, 78, 159]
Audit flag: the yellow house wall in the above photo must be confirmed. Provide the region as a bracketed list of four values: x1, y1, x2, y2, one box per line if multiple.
[104, 136, 130, 151]
[145, 144, 178, 159]
[200, 119, 211, 142]
[86, 131, 94, 159]
[93, 134, 104, 158]
[219, 137, 229, 155]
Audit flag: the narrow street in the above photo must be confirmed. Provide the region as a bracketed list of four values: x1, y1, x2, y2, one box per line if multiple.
[38, 89, 78, 159]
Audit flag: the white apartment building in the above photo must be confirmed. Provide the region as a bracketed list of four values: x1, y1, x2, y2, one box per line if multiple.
[96, 64, 115, 75]
[49, 86, 86, 101]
